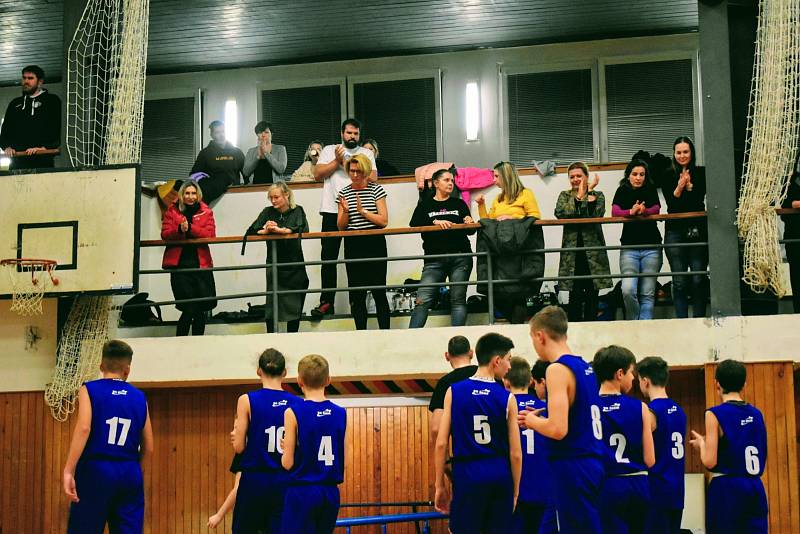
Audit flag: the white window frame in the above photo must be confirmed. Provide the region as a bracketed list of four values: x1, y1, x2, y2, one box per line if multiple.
[598, 51, 702, 163]
[346, 70, 444, 162]
[501, 60, 600, 163]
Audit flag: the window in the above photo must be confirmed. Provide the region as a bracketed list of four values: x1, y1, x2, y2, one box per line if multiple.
[261, 84, 343, 177]
[141, 97, 196, 183]
[507, 69, 595, 165]
[352, 77, 438, 175]
[605, 59, 696, 161]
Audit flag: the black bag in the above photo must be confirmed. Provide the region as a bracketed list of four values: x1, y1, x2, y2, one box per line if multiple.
[120, 293, 162, 325]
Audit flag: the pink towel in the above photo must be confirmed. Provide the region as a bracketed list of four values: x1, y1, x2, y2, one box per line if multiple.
[415, 162, 454, 189]
[455, 167, 494, 205]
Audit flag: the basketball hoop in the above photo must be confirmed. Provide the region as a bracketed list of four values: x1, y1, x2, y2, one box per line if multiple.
[1, 258, 59, 316]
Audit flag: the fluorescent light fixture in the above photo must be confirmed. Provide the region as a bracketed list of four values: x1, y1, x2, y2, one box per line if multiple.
[224, 99, 238, 147]
[465, 82, 480, 141]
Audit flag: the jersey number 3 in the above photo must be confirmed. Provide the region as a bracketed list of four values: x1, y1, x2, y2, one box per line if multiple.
[105, 417, 132, 447]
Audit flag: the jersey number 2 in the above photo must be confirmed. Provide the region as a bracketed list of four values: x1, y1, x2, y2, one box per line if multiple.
[105, 417, 132, 447]
[318, 436, 335, 466]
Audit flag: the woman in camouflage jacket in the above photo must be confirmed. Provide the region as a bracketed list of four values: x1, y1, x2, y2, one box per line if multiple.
[554, 162, 612, 321]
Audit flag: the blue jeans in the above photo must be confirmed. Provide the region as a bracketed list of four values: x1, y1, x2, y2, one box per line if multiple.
[409, 256, 473, 328]
[620, 248, 663, 320]
[664, 229, 709, 318]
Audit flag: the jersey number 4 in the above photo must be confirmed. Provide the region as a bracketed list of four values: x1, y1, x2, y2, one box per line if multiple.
[318, 436, 335, 466]
[105, 417, 132, 447]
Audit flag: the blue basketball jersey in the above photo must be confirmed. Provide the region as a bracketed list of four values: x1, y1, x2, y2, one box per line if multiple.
[289, 399, 347, 486]
[515, 393, 552, 505]
[649, 398, 687, 509]
[708, 401, 767, 477]
[239, 388, 296, 475]
[598, 393, 647, 475]
[450, 377, 511, 463]
[547, 355, 604, 460]
[82, 379, 147, 462]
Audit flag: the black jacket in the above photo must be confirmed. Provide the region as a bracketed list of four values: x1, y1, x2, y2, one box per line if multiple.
[476, 217, 544, 299]
[191, 141, 245, 188]
[0, 89, 61, 169]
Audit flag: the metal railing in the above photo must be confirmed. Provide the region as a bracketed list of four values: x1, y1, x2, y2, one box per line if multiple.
[134, 209, 799, 325]
[337, 501, 445, 533]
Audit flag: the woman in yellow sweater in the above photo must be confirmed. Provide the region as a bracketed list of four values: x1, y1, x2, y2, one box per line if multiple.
[475, 161, 541, 220]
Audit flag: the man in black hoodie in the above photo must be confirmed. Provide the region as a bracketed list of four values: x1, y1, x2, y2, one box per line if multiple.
[0, 65, 61, 171]
[189, 120, 245, 203]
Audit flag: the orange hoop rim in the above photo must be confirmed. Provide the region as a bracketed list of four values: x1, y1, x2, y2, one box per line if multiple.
[1, 258, 59, 285]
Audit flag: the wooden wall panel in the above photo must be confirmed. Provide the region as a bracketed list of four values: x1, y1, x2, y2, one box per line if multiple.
[704, 362, 800, 534]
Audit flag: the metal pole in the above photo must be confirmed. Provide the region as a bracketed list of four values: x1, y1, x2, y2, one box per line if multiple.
[270, 240, 280, 331]
[486, 253, 495, 325]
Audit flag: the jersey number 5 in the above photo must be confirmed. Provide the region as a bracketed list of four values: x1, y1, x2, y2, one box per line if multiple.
[105, 417, 132, 447]
[473, 415, 491, 445]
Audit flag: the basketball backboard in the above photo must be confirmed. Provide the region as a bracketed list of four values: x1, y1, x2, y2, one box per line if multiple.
[0, 165, 140, 297]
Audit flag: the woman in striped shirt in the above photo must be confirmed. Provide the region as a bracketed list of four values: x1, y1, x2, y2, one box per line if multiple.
[337, 154, 391, 330]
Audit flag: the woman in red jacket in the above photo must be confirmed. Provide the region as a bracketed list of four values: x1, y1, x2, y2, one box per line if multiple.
[161, 180, 217, 335]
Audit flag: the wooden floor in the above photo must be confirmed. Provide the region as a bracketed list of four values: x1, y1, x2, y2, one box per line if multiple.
[0, 365, 797, 533]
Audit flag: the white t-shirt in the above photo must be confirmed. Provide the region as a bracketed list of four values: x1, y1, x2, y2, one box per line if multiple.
[318, 144, 377, 214]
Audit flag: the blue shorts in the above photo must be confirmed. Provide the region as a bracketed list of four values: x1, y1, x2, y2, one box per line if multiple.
[511, 500, 558, 534]
[67, 459, 144, 534]
[706, 475, 768, 534]
[549, 456, 604, 534]
[599, 474, 650, 534]
[644, 505, 683, 534]
[232, 471, 287, 534]
[280, 485, 340, 534]
[450, 466, 514, 534]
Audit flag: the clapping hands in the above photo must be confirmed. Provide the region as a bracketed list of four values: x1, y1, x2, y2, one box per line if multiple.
[629, 201, 647, 216]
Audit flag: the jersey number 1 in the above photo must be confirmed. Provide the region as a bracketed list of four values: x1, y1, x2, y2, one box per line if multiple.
[105, 417, 132, 447]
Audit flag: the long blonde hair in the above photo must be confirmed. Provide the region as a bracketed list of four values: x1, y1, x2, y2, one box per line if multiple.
[177, 180, 203, 212]
[267, 181, 295, 209]
[493, 161, 525, 204]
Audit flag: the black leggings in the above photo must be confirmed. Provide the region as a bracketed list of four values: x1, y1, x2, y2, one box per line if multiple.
[176, 310, 207, 336]
[344, 235, 390, 330]
[266, 318, 300, 333]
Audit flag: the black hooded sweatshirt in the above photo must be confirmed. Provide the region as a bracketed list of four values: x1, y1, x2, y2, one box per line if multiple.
[0, 88, 61, 170]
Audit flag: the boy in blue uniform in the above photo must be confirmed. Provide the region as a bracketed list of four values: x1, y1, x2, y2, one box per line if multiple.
[63, 340, 154, 534]
[637, 356, 686, 534]
[592, 346, 655, 534]
[281, 354, 349, 534]
[504, 357, 557, 534]
[690, 359, 768, 534]
[521, 306, 605, 534]
[434, 332, 522, 534]
[231, 348, 296, 533]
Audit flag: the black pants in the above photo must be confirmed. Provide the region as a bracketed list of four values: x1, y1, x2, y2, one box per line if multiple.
[344, 234, 390, 330]
[319, 212, 341, 305]
[266, 318, 300, 333]
[788, 242, 800, 313]
[568, 279, 599, 322]
[177, 311, 207, 336]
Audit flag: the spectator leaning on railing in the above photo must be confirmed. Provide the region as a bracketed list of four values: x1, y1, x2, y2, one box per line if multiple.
[161, 180, 217, 336]
[612, 159, 663, 320]
[409, 168, 476, 328]
[247, 181, 309, 333]
[658, 136, 708, 319]
[474, 161, 542, 324]
[554, 162, 612, 322]
[337, 154, 390, 330]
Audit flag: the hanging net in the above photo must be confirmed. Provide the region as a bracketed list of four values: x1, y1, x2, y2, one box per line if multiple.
[48, 0, 149, 420]
[45, 296, 112, 421]
[737, 0, 800, 296]
[66, 0, 150, 166]
[0, 259, 58, 316]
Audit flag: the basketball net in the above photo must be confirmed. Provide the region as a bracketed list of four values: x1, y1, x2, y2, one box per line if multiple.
[1, 260, 57, 316]
[47, 0, 149, 421]
[737, 0, 800, 296]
